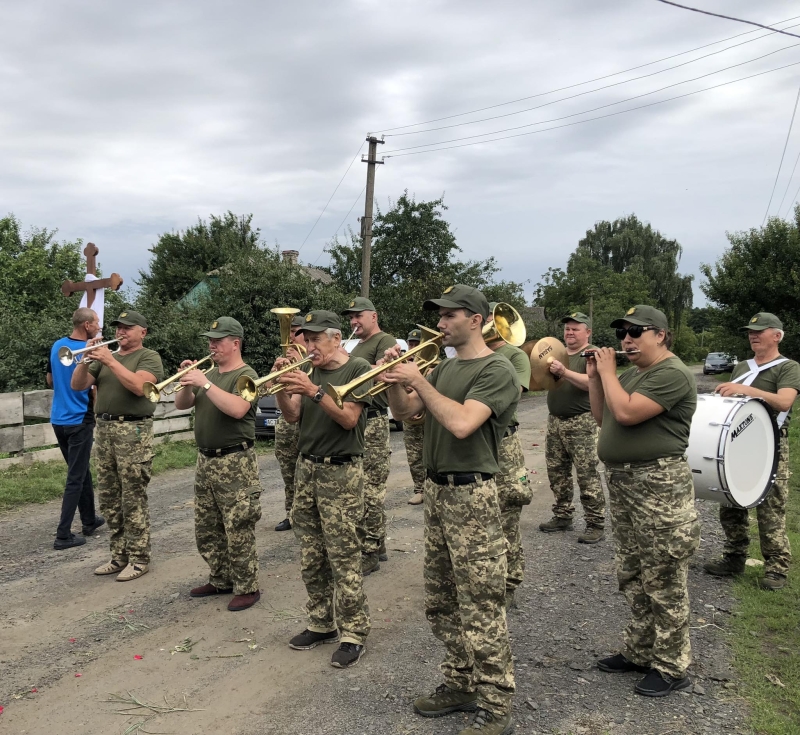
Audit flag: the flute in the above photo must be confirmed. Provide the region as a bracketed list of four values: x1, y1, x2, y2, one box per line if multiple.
[580, 349, 640, 357]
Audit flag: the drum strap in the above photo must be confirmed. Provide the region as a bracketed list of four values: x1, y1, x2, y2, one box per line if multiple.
[732, 357, 789, 427]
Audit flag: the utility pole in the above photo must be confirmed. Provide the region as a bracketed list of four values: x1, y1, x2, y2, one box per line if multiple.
[588, 287, 594, 327]
[359, 135, 385, 297]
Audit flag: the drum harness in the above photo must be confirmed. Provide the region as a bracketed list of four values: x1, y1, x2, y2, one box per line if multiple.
[731, 357, 789, 428]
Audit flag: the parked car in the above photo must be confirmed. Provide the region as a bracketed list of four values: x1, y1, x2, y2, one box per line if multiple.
[703, 352, 736, 375]
[254, 393, 280, 438]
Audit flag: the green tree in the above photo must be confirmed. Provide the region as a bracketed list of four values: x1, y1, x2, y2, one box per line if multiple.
[701, 210, 800, 360]
[326, 192, 526, 338]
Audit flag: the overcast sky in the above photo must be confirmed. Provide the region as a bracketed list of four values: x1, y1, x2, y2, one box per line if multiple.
[2, 0, 799, 306]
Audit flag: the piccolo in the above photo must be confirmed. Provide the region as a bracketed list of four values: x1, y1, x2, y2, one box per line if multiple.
[580, 349, 640, 357]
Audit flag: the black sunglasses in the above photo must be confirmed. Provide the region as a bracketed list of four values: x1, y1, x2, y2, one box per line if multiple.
[616, 325, 658, 340]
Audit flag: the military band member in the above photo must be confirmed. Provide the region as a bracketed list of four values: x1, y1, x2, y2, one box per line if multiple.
[588, 305, 698, 697]
[704, 312, 800, 590]
[71, 310, 163, 582]
[384, 285, 519, 735]
[343, 297, 397, 574]
[485, 302, 533, 607]
[273, 314, 307, 532]
[404, 328, 426, 506]
[275, 310, 372, 669]
[174, 317, 263, 611]
[541, 312, 606, 543]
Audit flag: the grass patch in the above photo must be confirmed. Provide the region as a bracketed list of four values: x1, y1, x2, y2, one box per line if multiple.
[0, 437, 275, 512]
[727, 424, 800, 734]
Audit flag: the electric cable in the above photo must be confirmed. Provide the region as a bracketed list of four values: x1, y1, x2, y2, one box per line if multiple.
[655, 0, 800, 40]
[762, 86, 800, 226]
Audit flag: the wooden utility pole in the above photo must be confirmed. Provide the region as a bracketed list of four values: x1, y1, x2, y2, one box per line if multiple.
[359, 135, 385, 297]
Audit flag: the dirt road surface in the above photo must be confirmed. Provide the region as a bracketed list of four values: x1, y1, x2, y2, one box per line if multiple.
[1, 383, 752, 734]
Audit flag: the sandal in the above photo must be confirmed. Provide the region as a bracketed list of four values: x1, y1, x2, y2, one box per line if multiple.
[116, 563, 149, 582]
[94, 559, 126, 576]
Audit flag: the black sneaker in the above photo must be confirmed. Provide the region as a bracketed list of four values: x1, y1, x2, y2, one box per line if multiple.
[275, 518, 292, 532]
[288, 628, 340, 650]
[597, 653, 650, 674]
[330, 642, 365, 669]
[53, 533, 86, 550]
[635, 669, 691, 697]
[81, 515, 106, 536]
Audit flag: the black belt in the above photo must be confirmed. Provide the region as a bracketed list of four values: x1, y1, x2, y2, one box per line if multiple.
[97, 413, 151, 422]
[427, 470, 493, 486]
[366, 407, 388, 419]
[301, 453, 361, 465]
[198, 440, 254, 458]
[504, 425, 518, 437]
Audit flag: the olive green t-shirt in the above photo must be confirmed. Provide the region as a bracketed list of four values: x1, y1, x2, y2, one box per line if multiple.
[298, 356, 373, 457]
[597, 356, 696, 464]
[423, 352, 520, 475]
[731, 357, 800, 428]
[495, 343, 531, 427]
[350, 331, 397, 409]
[192, 365, 258, 449]
[88, 348, 164, 417]
[546, 347, 595, 418]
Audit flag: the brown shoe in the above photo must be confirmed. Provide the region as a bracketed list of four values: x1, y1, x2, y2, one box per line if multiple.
[116, 563, 149, 582]
[94, 559, 126, 576]
[228, 590, 261, 611]
[190, 583, 233, 597]
[578, 526, 605, 544]
[408, 492, 423, 505]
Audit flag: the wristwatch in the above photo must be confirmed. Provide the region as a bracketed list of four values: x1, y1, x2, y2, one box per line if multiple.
[311, 386, 325, 403]
[203, 382, 212, 391]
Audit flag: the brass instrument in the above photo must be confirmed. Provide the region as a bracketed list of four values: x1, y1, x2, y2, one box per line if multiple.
[142, 354, 215, 403]
[237, 355, 314, 402]
[271, 306, 308, 360]
[482, 303, 526, 347]
[58, 339, 120, 366]
[326, 326, 443, 409]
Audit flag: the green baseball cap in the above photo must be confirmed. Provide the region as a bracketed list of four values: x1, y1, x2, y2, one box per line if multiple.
[343, 296, 376, 313]
[561, 311, 591, 326]
[111, 310, 148, 328]
[742, 312, 783, 331]
[407, 328, 422, 342]
[200, 316, 244, 338]
[290, 315, 305, 328]
[424, 284, 490, 319]
[299, 310, 342, 333]
[610, 305, 668, 330]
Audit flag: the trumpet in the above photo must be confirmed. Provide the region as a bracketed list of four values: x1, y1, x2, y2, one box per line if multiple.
[142, 354, 216, 403]
[580, 349, 641, 357]
[326, 326, 443, 409]
[58, 339, 120, 366]
[237, 355, 314, 402]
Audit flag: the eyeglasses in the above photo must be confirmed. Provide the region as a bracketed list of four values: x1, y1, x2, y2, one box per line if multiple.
[616, 325, 658, 340]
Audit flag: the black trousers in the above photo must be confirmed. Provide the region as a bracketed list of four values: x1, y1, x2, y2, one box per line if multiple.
[54, 422, 97, 538]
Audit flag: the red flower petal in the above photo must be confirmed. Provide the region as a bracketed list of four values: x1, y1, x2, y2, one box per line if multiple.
[0, 705, 4, 714]
[74, 673, 82, 678]
[531, 443, 539, 447]
[128, 609, 134, 613]
[30, 688, 38, 693]
[69, 638, 77, 643]
[133, 655, 143, 660]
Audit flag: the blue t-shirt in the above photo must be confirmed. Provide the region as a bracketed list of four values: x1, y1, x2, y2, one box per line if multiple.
[48, 337, 94, 426]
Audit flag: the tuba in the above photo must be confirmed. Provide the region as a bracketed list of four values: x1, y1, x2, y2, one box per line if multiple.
[142, 354, 216, 403]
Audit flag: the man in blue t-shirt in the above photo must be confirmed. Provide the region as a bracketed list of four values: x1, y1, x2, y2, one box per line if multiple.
[47, 307, 105, 549]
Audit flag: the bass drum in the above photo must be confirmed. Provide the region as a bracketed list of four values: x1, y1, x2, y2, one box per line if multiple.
[687, 395, 779, 508]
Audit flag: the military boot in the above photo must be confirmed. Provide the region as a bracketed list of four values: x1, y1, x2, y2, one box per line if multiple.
[578, 526, 605, 544]
[413, 684, 477, 717]
[703, 555, 745, 577]
[759, 572, 787, 590]
[362, 552, 380, 576]
[378, 541, 388, 562]
[539, 517, 573, 533]
[458, 708, 513, 734]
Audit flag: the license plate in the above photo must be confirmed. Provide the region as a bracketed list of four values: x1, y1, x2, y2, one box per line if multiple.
[265, 419, 277, 426]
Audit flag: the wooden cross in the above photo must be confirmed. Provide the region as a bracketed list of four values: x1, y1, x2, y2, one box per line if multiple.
[61, 243, 123, 308]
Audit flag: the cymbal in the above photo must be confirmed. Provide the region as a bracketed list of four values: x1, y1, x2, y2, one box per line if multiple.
[520, 340, 544, 391]
[529, 337, 569, 391]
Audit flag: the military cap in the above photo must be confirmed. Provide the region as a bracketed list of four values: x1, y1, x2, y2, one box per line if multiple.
[561, 311, 591, 326]
[299, 310, 342, 333]
[423, 284, 490, 320]
[407, 328, 422, 343]
[200, 316, 244, 338]
[342, 296, 377, 313]
[610, 305, 668, 330]
[741, 312, 783, 331]
[290, 315, 305, 327]
[111, 310, 148, 328]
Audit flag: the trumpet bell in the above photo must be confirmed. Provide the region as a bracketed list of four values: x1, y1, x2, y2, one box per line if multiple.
[237, 355, 314, 402]
[482, 303, 526, 347]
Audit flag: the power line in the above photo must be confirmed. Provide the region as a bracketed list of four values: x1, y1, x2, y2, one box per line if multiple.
[381, 60, 800, 158]
[373, 13, 800, 133]
[382, 47, 799, 155]
[782, 179, 800, 219]
[655, 0, 800, 40]
[311, 184, 366, 267]
[762, 86, 800, 226]
[297, 140, 365, 253]
[776, 141, 800, 215]
[383, 24, 800, 138]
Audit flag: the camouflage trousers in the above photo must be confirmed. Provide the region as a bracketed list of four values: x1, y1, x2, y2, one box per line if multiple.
[424, 475, 515, 716]
[94, 419, 154, 565]
[274, 416, 300, 516]
[195, 448, 262, 595]
[545, 412, 605, 528]
[360, 414, 391, 555]
[606, 456, 700, 679]
[292, 457, 370, 645]
[496, 431, 532, 594]
[720, 433, 791, 576]
[403, 421, 425, 493]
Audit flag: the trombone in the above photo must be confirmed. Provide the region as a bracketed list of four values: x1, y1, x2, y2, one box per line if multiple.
[326, 326, 443, 409]
[237, 355, 314, 402]
[142, 354, 216, 403]
[58, 339, 120, 366]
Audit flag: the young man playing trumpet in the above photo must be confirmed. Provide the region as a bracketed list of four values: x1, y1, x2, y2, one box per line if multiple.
[175, 317, 263, 612]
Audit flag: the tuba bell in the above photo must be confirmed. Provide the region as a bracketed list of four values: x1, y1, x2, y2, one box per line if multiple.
[482, 302, 526, 347]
